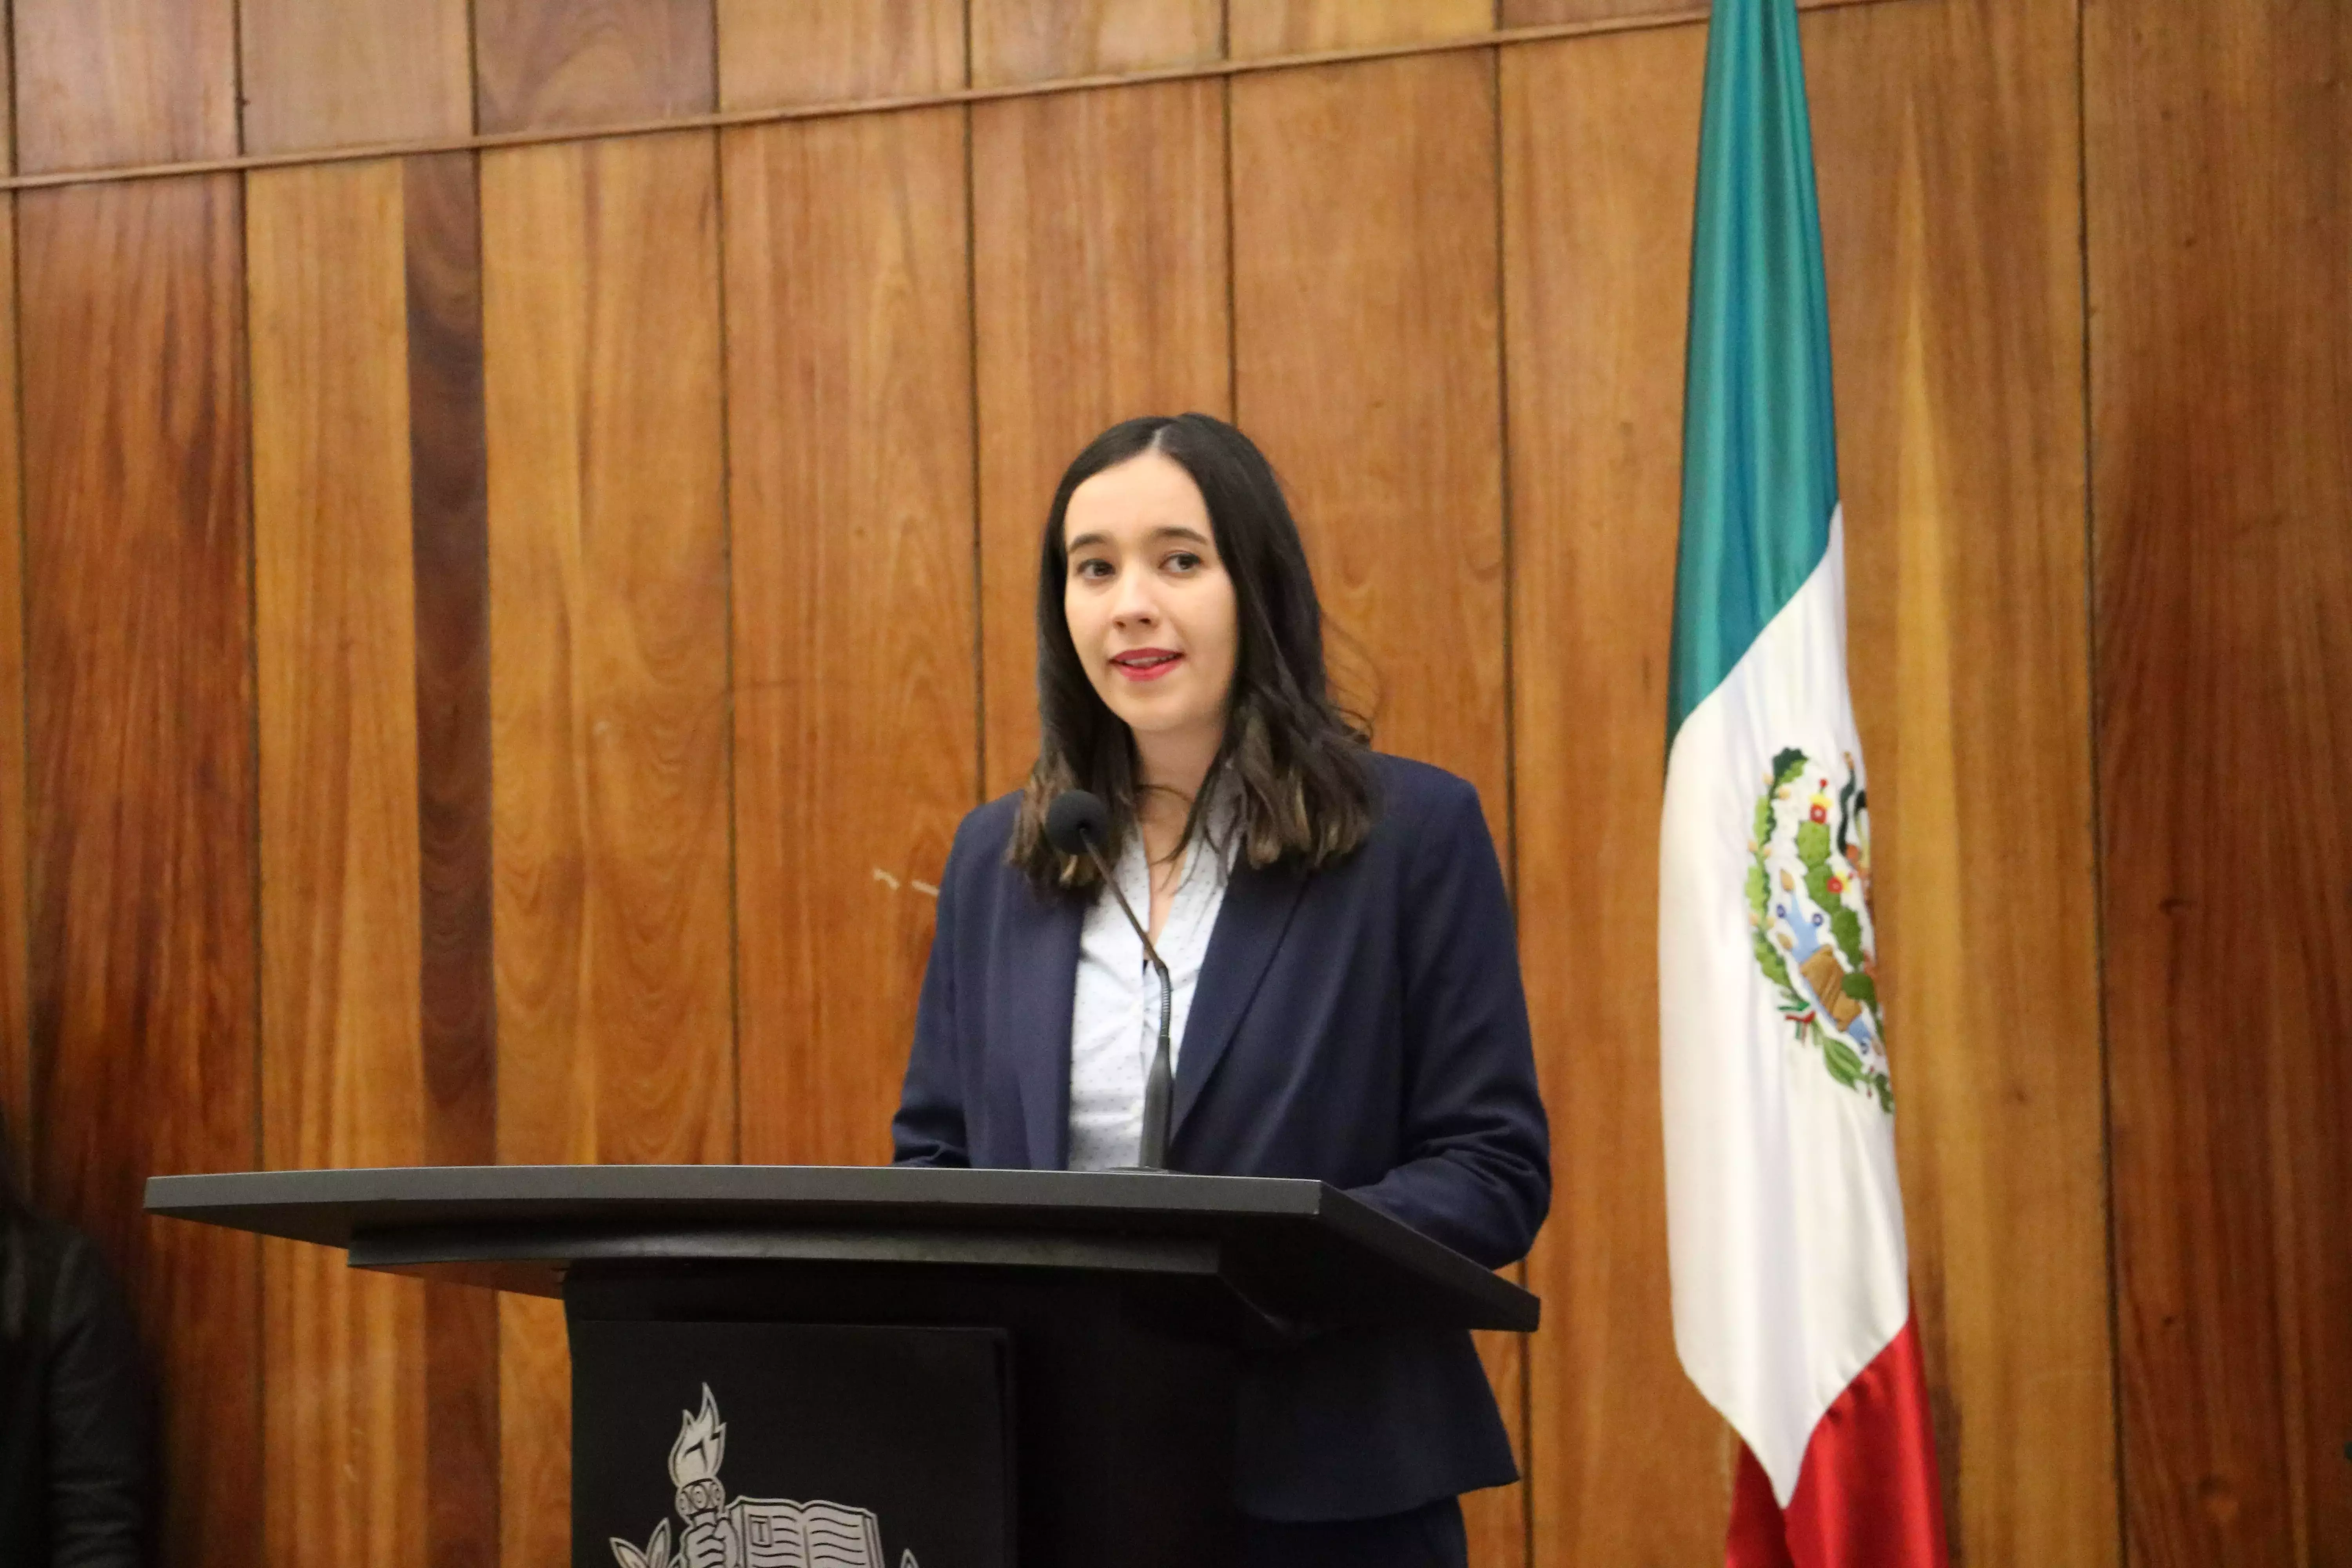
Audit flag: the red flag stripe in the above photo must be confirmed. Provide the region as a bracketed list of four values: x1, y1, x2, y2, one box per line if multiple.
[1726, 1316, 1950, 1568]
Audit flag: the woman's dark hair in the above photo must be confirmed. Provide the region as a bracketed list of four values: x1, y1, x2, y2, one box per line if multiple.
[1010, 413, 1375, 891]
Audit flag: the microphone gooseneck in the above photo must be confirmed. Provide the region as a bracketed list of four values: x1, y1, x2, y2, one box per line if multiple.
[1046, 790, 1176, 1171]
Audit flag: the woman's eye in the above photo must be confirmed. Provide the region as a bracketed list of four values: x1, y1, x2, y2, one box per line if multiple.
[1164, 552, 1201, 573]
[1074, 558, 1112, 581]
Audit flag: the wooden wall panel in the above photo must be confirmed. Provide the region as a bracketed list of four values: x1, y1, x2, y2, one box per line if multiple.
[248, 158, 429, 1568]
[20, 173, 258, 1563]
[0, 201, 25, 1187]
[1231, 52, 1507, 833]
[404, 149, 505, 1568]
[972, 0, 1222, 85]
[475, 0, 715, 134]
[240, 0, 472, 154]
[972, 80, 1230, 797]
[1232, 50, 1521, 1565]
[726, 107, 976, 1167]
[2088, 3, 2352, 1564]
[484, 131, 733, 1566]
[1501, 0, 1691, 23]
[12, 0, 237, 172]
[1804, 0, 2114, 1561]
[1503, 27, 1731, 1567]
[1229, 0, 1493, 58]
[717, 0, 965, 108]
[1500, 0, 1852, 25]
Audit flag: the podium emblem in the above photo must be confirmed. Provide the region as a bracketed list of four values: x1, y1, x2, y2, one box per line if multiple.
[610, 1385, 913, 1568]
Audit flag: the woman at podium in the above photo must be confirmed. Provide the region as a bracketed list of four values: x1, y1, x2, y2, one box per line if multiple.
[894, 413, 1550, 1568]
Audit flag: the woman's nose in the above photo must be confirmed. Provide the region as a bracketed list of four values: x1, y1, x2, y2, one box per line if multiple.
[1111, 573, 1159, 626]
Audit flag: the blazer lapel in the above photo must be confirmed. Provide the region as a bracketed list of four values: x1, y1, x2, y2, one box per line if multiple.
[997, 887, 1082, 1170]
[1171, 861, 1308, 1142]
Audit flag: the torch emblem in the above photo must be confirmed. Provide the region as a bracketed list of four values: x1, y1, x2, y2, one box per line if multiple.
[608, 1384, 907, 1568]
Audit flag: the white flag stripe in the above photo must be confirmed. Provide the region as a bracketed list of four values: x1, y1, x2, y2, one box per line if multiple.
[1660, 508, 1911, 1503]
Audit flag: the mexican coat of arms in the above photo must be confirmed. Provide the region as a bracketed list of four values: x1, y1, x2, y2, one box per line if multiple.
[1746, 746, 1892, 1112]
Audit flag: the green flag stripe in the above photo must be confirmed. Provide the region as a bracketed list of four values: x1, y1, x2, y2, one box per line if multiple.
[1666, 0, 1840, 747]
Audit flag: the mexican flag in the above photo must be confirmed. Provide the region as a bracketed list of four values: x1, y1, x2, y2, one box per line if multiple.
[1657, 2, 1949, 1565]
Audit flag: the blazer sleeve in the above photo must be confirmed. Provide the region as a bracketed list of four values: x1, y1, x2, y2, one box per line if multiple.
[892, 822, 973, 1167]
[1345, 779, 1552, 1269]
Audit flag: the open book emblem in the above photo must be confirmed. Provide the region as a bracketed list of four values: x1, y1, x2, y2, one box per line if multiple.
[612, 1384, 917, 1568]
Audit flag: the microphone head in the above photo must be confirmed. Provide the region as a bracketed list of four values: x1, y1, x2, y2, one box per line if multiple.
[1044, 790, 1110, 858]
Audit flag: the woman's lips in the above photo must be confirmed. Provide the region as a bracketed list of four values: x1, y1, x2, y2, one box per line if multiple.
[1111, 648, 1183, 682]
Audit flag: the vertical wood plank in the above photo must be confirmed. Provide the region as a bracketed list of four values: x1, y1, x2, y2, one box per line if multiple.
[0, 7, 13, 171]
[726, 107, 977, 1167]
[239, 0, 472, 154]
[0, 200, 25, 1185]
[484, 131, 733, 1566]
[13, 0, 237, 173]
[971, 0, 1222, 85]
[405, 149, 505, 1568]
[1503, 28, 1732, 1567]
[2088, 2, 2352, 1563]
[1229, 0, 1492, 58]
[249, 156, 428, 1568]
[21, 172, 258, 1564]
[1806, 1, 2114, 1562]
[1232, 50, 1521, 1564]
[972, 79, 1230, 797]
[716, 0, 965, 109]
[475, 0, 716, 135]
[1232, 52, 1508, 833]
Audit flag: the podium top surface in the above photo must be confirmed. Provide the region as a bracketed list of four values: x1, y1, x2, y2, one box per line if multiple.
[145, 1164, 1537, 1332]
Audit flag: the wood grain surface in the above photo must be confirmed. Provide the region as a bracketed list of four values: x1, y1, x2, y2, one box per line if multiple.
[484, 132, 733, 1563]
[973, 0, 1223, 85]
[404, 149, 505, 1568]
[475, 0, 716, 134]
[1231, 49, 1521, 1563]
[972, 79, 1231, 797]
[1229, 0, 1494, 58]
[2088, 3, 2352, 1564]
[499, 1292, 574, 1568]
[1503, 27, 1735, 1566]
[1231, 51, 1508, 830]
[406, 151, 498, 1181]
[248, 157, 429, 1568]
[20, 173, 259, 1564]
[11, 0, 237, 172]
[1502, 0, 1855, 26]
[725, 107, 977, 1167]
[1806, 1, 2115, 1561]
[1501, 0, 1691, 22]
[0, 201, 26, 1191]
[717, 0, 966, 108]
[239, 0, 473, 154]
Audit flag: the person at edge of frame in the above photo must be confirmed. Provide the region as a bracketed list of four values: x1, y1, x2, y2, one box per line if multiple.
[0, 1107, 154, 1568]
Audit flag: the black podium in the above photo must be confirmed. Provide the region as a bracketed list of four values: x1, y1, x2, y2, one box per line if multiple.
[147, 1165, 1537, 1568]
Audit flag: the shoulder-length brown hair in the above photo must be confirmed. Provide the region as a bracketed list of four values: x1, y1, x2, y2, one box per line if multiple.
[1010, 413, 1375, 893]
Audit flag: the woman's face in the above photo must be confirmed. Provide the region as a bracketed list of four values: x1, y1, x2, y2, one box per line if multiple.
[1062, 451, 1239, 759]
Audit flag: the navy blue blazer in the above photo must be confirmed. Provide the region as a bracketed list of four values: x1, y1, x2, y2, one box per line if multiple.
[892, 753, 1551, 1521]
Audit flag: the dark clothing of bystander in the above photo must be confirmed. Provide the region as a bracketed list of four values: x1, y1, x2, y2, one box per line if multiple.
[0, 1210, 152, 1568]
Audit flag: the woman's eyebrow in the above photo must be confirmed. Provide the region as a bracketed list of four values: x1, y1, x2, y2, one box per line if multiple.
[1065, 523, 1211, 553]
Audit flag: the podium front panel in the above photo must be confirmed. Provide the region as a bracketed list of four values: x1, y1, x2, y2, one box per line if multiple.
[572, 1320, 1011, 1568]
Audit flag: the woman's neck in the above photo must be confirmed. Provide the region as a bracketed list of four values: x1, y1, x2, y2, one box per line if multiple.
[1132, 721, 1221, 860]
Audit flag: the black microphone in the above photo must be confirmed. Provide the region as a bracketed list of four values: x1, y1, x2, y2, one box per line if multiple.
[1045, 790, 1175, 1171]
